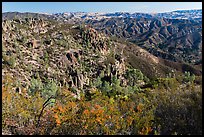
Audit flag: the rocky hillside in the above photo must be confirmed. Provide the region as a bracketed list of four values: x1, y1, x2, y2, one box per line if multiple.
[2, 18, 201, 94]
[2, 18, 112, 93]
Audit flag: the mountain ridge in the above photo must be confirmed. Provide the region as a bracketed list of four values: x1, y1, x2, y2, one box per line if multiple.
[3, 9, 202, 21]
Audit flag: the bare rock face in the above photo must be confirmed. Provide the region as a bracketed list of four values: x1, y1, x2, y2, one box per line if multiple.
[60, 55, 71, 68]
[66, 52, 77, 64]
[32, 39, 41, 49]
[115, 58, 126, 76]
[2, 129, 12, 135]
[81, 27, 110, 55]
[2, 20, 9, 31]
[65, 49, 82, 66]
[77, 74, 84, 89]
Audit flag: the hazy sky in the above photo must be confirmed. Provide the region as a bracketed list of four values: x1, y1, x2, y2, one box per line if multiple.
[2, 2, 202, 14]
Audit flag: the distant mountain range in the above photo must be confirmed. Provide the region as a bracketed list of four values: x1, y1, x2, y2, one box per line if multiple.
[3, 9, 202, 21]
[156, 9, 202, 21]
[52, 9, 202, 21]
[85, 17, 202, 64]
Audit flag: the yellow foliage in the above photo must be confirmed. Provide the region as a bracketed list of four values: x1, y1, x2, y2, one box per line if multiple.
[137, 104, 143, 112]
[56, 118, 61, 126]
[83, 109, 90, 116]
[138, 126, 152, 135]
[2, 76, 157, 135]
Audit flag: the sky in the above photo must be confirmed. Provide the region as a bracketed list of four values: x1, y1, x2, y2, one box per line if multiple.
[2, 2, 202, 14]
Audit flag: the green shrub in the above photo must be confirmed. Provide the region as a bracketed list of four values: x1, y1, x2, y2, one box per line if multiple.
[8, 56, 16, 68]
[101, 81, 112, 96]
[124, 68, 144, 86]
[183, 71, 195, 83]
[28, 78, 43, 95]
[41, 80, 58, 99]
